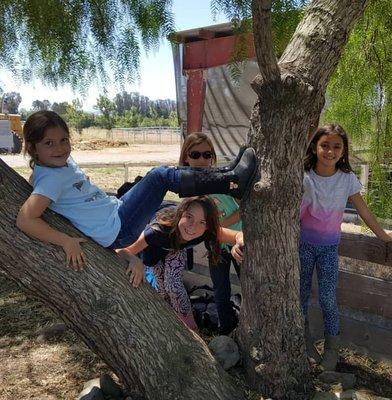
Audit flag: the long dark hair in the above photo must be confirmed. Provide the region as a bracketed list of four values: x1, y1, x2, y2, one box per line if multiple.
[179, 132, 217, 166]
[23, 110, 70, 169]
[156, 196, 221, 265]
[304, 123, 353, 173]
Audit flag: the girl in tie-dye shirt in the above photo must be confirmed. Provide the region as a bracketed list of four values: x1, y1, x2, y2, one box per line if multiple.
[299, 124, 391, 371]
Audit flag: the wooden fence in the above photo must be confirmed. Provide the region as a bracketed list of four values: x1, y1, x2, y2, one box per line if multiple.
[78, 161, 160, 183]
[79, 127, 181, 144]
[76, 160, 392, 360]
[185, 233, 392, 362]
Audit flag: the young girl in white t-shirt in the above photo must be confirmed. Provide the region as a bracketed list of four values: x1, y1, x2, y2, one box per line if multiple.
[300, 123, 391, 371]
[16, 111, 255, 271]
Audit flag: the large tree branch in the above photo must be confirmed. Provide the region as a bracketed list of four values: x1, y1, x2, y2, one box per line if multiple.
[0, 160, 244, 400]
[279, 0, 369, 91]
[251, 0, 280, 84]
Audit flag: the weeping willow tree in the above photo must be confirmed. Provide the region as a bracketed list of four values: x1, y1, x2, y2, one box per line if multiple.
[0, 0, 174, 89]
[323, 0, 392, 219]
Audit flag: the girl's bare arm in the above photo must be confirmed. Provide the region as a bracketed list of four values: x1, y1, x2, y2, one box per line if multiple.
[16, 194, 86, 270]
[350, 193, 392, 241]
[116, 232, 149, 288]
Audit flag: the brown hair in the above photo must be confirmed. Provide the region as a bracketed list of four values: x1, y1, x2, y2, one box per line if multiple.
[23, 110, 70, 169]
[179, 132, 217, 166]
[156, 196, 221, 265]
[304, 123, 353, 173]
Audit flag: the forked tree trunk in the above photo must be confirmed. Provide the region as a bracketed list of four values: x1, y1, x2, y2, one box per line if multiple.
[0, 1, 371, 399]
[237, 0, 370, 398]
[0, 159, 244, 400]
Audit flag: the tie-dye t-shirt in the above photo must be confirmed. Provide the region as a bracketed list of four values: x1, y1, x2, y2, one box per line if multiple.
[300, 169, 362, 245]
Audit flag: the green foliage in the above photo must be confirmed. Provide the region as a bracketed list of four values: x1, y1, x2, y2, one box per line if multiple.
[210, 0, 308, 80]
[65, 99, 94, 134]
[271, 2, 307, 56]
[32, 99, 51, 111]
[323, 0, 392, 218]
[0, 0, 174, 89]
[94, 95, 116, 130]
[22, 91, 178, 129]
[113, 91, 176, 118]
[51, 101, 69, 116]
[1, 91, 22, 113]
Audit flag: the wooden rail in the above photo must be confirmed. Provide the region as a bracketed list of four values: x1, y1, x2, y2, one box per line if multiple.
[77, 158, 392, 359]
[78, 161, 166, 183]
[340, 232, 392, 266]
[186, 232, 392, 361]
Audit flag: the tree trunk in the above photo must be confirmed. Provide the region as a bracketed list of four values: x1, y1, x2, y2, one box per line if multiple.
[0, 159, 244, 400]
[238, 0, 370, 398]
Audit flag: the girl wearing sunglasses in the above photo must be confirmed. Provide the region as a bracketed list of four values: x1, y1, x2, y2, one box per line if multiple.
[179, 132, 242, 335]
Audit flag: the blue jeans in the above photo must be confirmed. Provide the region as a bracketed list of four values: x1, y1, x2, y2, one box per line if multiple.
[109, 166, 180, 248]
[299, 241, 340, 336]
[209, 247, 241, 334]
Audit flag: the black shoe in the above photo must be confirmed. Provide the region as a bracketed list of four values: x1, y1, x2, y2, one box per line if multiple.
[179, 147, 257, 199]
[217, 144, 247, 172]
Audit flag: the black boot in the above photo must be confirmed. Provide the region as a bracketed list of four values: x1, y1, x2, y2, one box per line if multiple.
[179, 147, 257, 199]
[217, 144, 247, 172]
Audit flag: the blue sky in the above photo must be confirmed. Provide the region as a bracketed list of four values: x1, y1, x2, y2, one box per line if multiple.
[1, 1, 227, 111]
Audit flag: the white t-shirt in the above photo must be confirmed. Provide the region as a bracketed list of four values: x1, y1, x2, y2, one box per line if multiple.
[300, 169, 362, 245]
[32, 157, 121, 247]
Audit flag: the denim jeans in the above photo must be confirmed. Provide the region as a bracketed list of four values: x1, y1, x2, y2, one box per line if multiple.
[209, 247, 241, 334]
[109, 166, 180, 249]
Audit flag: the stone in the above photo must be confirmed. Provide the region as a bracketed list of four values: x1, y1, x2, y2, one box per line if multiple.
[83, 378, 101, 391]
[100, 373, 124, 399]
[340, 389, 390, 400]
[312, 392, 339, 400]
[208, 335, 240, 370]
[318, 371, 356, 390]
[78, 386, 105, 400]
[36, 322, 68, 342]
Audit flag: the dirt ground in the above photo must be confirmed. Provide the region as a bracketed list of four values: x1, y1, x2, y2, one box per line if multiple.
[0, 142, 181, 168]
[1, 142, 392, 398]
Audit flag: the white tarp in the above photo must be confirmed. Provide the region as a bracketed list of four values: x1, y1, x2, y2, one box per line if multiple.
[173, 43, 259, 157]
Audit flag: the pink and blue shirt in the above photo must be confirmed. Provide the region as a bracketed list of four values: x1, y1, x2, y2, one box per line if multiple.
[300, 169, 362, 246]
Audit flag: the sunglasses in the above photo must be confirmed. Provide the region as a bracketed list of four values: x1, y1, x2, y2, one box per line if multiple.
[188, 150, 213, 160]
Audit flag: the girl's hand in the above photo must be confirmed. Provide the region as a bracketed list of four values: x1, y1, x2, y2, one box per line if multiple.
[231, 243, 244, 264]
[127, 260, 146, 288]
[62, 237, 87, 271]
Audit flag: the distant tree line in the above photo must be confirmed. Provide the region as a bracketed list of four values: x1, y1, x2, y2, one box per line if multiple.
[1, 91, 178, 132]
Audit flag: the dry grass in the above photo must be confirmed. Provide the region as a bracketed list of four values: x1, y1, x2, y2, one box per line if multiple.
[0, 272, 111, 399]
[5, 141, 392, 398]
[337, 349, 392, 397]
[1, 269, 392, 399]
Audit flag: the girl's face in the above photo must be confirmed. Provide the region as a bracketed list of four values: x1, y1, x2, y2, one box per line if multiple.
[32, 127, 71, 167]
[314, 133, 344, 171]
[178, 203, 208, 242]
[184, 142, 214, 168]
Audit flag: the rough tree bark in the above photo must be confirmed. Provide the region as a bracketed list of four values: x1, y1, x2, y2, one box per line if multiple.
[0, 1, 371, 399]
[0, 159, 244, 400]
[237, 0, 370, 398]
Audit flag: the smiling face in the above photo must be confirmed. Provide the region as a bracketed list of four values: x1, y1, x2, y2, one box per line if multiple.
[314, 133, 344, 174]
[32, 127, 71, 167]
[177, 203, 208, 242]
